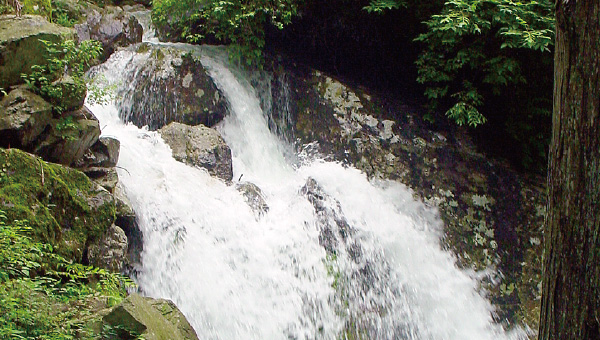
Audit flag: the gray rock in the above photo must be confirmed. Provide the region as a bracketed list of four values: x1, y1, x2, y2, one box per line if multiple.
[236, 181, 269, 218]
[0, 87, 52, 148]
[87, 224, 128, 272]
[0, 15, 72, 89]
[75, 136, 120, 168]
[117, 43, 227, 129]
[84, 166, 119, 193]
[75, 7, 142, 61]
[45, 75, 87, 112]
[159, 122, 233, 182]
[113, 183, 142, 267]
[102, 294, 199, 340]
[34, 106, 101, 165]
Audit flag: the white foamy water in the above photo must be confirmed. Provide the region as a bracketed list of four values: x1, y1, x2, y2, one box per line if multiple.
[87, 41, 526, 340]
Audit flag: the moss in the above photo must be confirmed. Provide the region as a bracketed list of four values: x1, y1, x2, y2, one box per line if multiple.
[0, 148, 115, 261]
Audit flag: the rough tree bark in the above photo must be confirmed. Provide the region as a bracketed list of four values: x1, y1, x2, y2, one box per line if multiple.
[539, 0, 600, 339]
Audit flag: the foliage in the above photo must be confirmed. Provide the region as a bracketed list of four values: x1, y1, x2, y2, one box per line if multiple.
[22, 39, 103, 113]
[152, 0, 301, 66]
[0, 210, 134, 339]
[53, 9, 78, 27]
[414, 0, 554, 127]
[363, 0, 405, 13]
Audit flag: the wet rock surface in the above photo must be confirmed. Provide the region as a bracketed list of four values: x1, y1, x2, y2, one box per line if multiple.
[261, 54, 546, 331]
[116, 43, 227, 130]
[159, 122, 233, 182]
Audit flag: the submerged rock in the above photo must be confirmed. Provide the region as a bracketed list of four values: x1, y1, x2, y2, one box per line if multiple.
[75, 7, 143, 61]
[0, 15, 72, 89]
[235, 181, 269, 218]
[102, 294, 199, 340]
[117, 43, 227, 129]
[159, 122, 233, 182]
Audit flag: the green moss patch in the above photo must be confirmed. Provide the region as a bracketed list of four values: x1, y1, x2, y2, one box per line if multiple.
[0, 148, 115, 262]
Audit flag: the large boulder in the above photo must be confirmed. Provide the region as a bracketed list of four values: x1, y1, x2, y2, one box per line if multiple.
[75, 7, 143, 61]
[0, 148, 116, 262]
[102, 294, 199, 340]
[159, 122, 233, 182]
[0, 87, 52, 148]
[0, 15, 72, 89]
[75, 136, 121, 168]
[117, 43, 227, 129]
[34, 105, 101, 165]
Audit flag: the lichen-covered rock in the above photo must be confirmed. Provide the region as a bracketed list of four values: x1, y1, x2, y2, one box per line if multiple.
[34, 105, 101, 165]
[0, 148, 116, 262]
[235, 181, 269, 218]
[75, 7, 142, 61]
[260, 54, 546, 330]
[0, 87, 52, 148]
[0, 15, 72, 89]
[87, 223, 127, 272]
[102, 294, 199, 340]
[116, 43, 227, 130]
[159, 122, 233, 182]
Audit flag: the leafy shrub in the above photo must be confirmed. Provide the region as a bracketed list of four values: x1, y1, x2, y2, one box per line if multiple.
[22, 39, 103, 113]
[0, 210, 134, 339]
[414, 0, 554, 126]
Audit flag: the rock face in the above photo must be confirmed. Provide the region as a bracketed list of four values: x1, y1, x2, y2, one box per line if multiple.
[102, 294, 199, 340]
[260, 55, 546, 328]
[75, 7, 143, 61]
[0, 87, 52, 148]
[0, 148, 116, 262]
[117, 43, 227, 130]
[34, 105, 101, 166]
[87, 224, 128, 272]
[159, 122, 233, 182]
[0, 15, 72, 89]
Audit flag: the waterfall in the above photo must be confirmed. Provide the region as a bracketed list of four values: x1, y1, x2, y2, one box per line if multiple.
[86, 40, 527, 339]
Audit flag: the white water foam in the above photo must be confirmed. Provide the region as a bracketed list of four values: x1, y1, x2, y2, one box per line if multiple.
[87, 43, 526, 340]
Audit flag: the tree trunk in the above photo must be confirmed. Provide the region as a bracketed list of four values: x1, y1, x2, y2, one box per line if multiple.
[539, 0, 600, 339]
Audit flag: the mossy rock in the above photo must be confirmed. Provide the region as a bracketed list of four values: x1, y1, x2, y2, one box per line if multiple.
[0, 147, 115, 261]
[0, 15, 73, 89]
[101, 294, 199, 340]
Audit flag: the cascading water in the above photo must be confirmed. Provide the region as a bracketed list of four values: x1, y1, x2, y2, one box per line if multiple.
[86, 26, 527, 339]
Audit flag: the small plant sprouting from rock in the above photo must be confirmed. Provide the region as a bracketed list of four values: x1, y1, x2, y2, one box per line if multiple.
[21, 38, 103, 113]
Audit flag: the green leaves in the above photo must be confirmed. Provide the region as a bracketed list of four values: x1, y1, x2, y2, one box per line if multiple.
[152, 0, 300, 66]
[0, 210, 135, 339]
[415, 0, 554, 126]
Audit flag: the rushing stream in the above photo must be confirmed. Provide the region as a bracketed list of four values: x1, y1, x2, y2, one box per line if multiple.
[86, 21, 526, 339]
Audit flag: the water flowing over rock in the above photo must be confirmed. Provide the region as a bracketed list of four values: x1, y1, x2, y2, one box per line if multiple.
[261, 55, 546, 326]
[159, 122, 233, 182]
[115, 43, 227, 130]
[235, 181, 269, 217]
[0, 15, 72, 89]
[75, 7, 142, 61]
